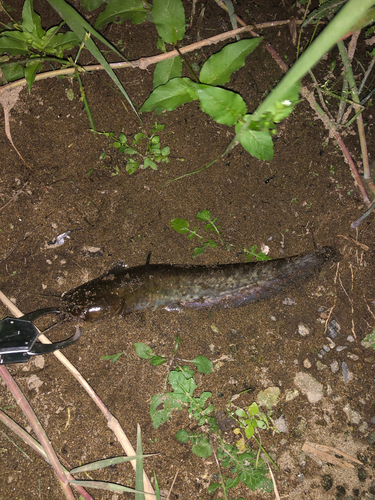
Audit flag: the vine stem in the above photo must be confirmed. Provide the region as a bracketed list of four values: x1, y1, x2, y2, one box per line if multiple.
[0, 20, 302, 93]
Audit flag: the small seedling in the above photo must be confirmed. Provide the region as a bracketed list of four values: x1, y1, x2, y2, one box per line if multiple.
[361, 330, 375, 350]
[98, 122, 171, 175]
[243, 245, 271, 262]
[170, 210, 230, 257]
[101, 351, 124, 363]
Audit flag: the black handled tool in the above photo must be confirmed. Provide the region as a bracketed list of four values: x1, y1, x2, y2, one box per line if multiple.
[0, 308, 80, 365]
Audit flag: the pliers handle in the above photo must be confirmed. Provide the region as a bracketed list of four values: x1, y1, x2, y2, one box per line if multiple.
[0, 308, 80, 365]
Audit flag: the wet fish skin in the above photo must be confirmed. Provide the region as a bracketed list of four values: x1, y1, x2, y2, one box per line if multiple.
[61, 246, 336, 322]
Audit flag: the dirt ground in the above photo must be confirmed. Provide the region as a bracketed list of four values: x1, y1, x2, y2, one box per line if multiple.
[0, 1, 375, 499]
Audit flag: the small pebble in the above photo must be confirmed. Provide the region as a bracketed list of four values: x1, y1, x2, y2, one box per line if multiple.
[331, 319, 341, 332]
[316, 361, 327, 370]
[347, 353, 359, 361]
[330, 361, 339, 373]
[298, 323, 310, 336]
[317, 306, 326, 312]
[326, 338, 336, 349]
[319, 349, 326, 357]
[347, 335, 355, 342]
[282, 297, 295, 306]
[323, 345, 330, 352]
[327, 324, 338, 338]
[336, 346, 347, 352]
[342, 361, 352, 383]
[270, 315, 277, 321]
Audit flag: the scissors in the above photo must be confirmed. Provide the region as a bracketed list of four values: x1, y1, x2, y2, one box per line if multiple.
[0, 307, 80, 365]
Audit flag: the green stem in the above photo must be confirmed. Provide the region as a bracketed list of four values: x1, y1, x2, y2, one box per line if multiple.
[337, 39, 370, 179]
[76, 72, 95, 132]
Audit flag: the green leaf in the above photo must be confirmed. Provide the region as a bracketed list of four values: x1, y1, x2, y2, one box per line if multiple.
[208, 482, 222, 494]
[153, 56, 182, 89]
[134, 342, 154, 359]
[196, 86, 247, 126]
[170, 218, 189, 233]
[95, 0, 148, 29]
[192, 438, 212, 458]
[235, 116, 274, 160]
[140, 77, 196, 113]
[149, 355, 167, 366]
[191, 356, 213, 374]
[1, 62, 24, 82]
[175, 429, 189, 443]
[200, 38, 263, 86]
[22, 0, 44, 38]
[70, 453, 150, 473]
[226, 476, 240, 489]
[69, 480, 146, 494]
[44, 31, 80, 57]
[126, 159, 139, 174]
[0, 34, 29, 55]
[24, 60, 42, 92]
[152, 0, 185, 44]
[144, 157, 158, 170]
[196, 210, 211, 222]
[80, 0, 104, 11]
[101, 351, 123, 363]
[248, 402, 259, 416]
[244, 424, 255, 439]
[161, 146, 170, 156]
[235, 408, 247, 418]
[192, 246, 207, 258]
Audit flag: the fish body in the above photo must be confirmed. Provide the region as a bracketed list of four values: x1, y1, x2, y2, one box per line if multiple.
[61, 247, 336, 322]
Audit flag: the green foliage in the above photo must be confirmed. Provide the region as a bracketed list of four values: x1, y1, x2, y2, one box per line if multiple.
[134, 343, 167, 366]
[101, 351, 124, 363]
[361, 330, 375, 350]
[98, 122, 171, 175]
[0, 0, 79, 88]
[170, 210, 230, 257]
[211, 444, 272, 493]
[244, 245, 271, 262]
[152, 0, 185, 44]
[95, 0, 150, 29]
[136, 340, 273, 497]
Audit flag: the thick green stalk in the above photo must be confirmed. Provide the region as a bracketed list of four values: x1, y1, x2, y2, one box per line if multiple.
[254, 0, 375, 119]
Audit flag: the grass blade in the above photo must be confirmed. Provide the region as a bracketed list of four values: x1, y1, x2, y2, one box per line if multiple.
[46, 0, 141, 120]
[135, 424, 145, 500]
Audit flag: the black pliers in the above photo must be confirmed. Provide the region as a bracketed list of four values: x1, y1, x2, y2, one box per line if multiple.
[0, 307, 80, 365]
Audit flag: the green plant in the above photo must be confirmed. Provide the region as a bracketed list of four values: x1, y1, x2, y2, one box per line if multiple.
[134, 342, 274, 497]
[171, 210, 270, 261]
[170, 210, 230, 257]
[243, 245, 271, 262]
[361, 330, 375, 350]
[98, 122, 171, 175]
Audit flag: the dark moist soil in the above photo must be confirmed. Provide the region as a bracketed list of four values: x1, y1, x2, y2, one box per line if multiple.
[1, 1, 375, 499]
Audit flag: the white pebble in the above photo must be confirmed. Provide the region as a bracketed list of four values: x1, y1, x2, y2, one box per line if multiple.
[298, 323, 310, 336]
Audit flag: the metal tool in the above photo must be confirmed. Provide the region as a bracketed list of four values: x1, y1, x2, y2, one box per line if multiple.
[0, 307, 80, 365]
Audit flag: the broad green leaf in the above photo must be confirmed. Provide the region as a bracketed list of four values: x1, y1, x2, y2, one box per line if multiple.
[149, 355, 167, 366]
[144, 157, 158, 170]
[175, 429, 189, 443]
[200, 38, 262, 86]
[1, 62, 24, 82]
[150, 392, 184, 428]
[226, 476, 240, 489]
[196, 86, 247, 126]
[25, 60, 42, 91]
[208, 483, 222, 494]
[140, 77, 196, 113]
[152, 0, 185, 44]
[235, 115, 273, 160]
[153, 56, 182, 88]
[170, 218, 189, 233]
[22, 0, 44, 38]
[80, 0, 104, 11]
[45, 31, 80, 57]
[265, 83, 300, 123]
[248, 402, 259, 416]
[192, 439, 212, 458]
[196, 210, 211, 222]
[191, 356, 213, 374]
[134, 342, 154, 359]
[0, 33, 29, 55]
[126, 159, 139, 174]
[95, 0, 148, 29]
